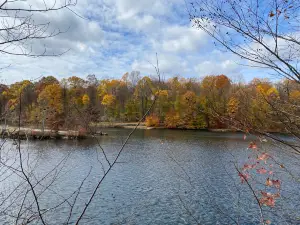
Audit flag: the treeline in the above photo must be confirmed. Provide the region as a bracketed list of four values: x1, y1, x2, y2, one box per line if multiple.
[0, 72, 300, 131]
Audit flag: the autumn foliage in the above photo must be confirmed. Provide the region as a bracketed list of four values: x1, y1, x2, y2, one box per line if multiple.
[1, 74, 299, 132]
[145, 115, 160, 127]
[238, 142, 282, 210]
[164, 111, 181, 128]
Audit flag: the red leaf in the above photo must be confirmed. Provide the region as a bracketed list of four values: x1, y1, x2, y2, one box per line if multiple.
[248, 142, 257, 149]
[272, 180, 281, 188]
[239, 172, 250, 183]
[257, 153, 270, 161]
[265, 220, 271, 224]
[243, 163, 256, 170]
[261, 191, 280, 199]
[260, 193, 276, 207]
[257, 168, 267, 174]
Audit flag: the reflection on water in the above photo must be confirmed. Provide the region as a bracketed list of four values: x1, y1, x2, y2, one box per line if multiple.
[1, 129, 300, 224]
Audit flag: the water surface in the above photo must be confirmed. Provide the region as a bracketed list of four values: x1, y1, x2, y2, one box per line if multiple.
[1, 129, 299, 224]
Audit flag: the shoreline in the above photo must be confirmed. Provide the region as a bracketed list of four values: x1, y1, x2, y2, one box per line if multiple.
[1, 123, 288, 141]
[92, 122, 238, 132]
[0, 126, 107, 140]
[94, 123, 288, 135]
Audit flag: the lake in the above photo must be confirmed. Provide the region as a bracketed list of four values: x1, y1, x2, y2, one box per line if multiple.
[1, 129, 300, 224]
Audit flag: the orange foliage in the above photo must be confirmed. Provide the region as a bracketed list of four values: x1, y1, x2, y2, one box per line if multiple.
[145, 115, 160, 127]
[164, 111, 181, 128]
[201, 74, 230, 89]
[183, 91, 197, 105]
[290, 90, 300, 101]
[215, 74, 230, 88]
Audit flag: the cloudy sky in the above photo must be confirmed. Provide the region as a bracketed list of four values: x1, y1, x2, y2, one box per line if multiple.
[0, 0, 266, 84]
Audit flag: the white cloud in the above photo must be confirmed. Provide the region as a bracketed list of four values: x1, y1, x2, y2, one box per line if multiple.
[114, 0, 174, 19]
[132, 54, 190, 76]
[118, 14, 161, 33]
[195, 60, 239, 75]
[0, 0, 252, 85]
[194, 50, 241, 76]
[158, 25, 208, 53]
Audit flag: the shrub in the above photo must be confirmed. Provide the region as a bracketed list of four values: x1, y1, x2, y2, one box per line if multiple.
[164, 111, 181, 128]
[145, 115, 160, 127]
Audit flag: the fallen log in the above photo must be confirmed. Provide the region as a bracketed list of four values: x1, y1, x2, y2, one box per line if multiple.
[0, 127, 87, 140]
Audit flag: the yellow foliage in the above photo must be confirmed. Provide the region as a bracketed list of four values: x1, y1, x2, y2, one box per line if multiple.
[168, 77, 181, 90]
[68, 76, 85, 88]
[8, 99, 17, 110]
[199, 96, 207, 106]
[164, 111, 181, 128]
[201, 76, 216, 89]
[98, 79, 121, 97]
[256, 82, 272, 95]
[82, 94, 90, 105]
[256, 84, 266, 94]
[266, 87, 279, 98]
[134, 76, 154, 98]
[102, 94, 116, 106]
[201, 75, 230, 89]
[38, 84, 63, 113]
[8, 80, 32, 99]
[145, 115, 160, 127]
[256, 83, 279, 99]
[227, 97, 239, 115]
[290, 90, 300, 101]
[156, 90, 168, 98]
[183, 91, 197, 106]
[74, 96, 83, 106]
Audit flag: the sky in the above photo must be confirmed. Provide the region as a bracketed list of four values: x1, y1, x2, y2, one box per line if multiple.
[0, 0, 267, 84]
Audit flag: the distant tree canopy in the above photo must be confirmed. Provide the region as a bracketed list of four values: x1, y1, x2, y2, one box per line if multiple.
[1, 74, 299, 131]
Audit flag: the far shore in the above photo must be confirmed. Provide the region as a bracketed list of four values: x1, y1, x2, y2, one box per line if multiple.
[1, 123, 288, 141]
[92, 122, 238, 132]
[92, 123, 288, 135]
[0, 123, 239, 137]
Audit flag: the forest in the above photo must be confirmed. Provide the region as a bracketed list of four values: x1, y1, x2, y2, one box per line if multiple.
[1, 73, 299, 132]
